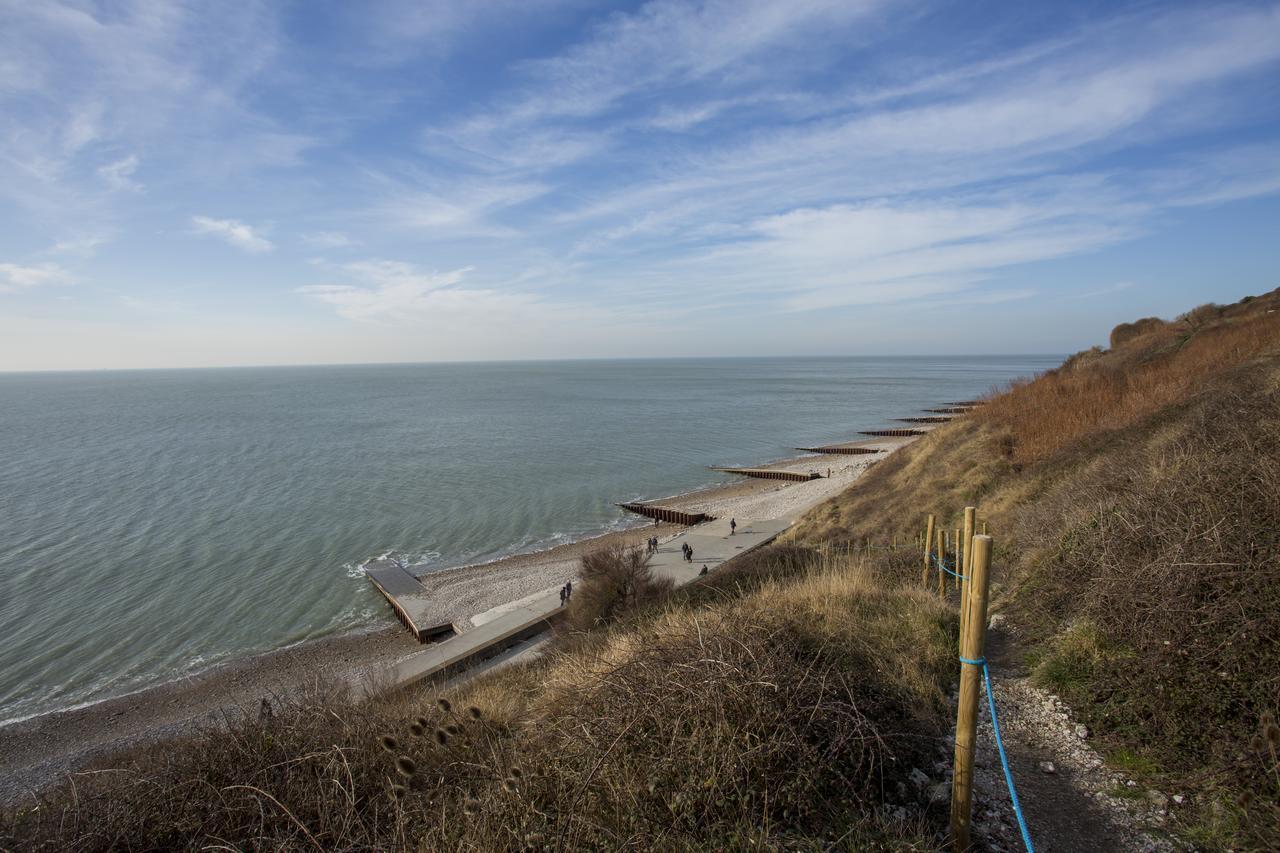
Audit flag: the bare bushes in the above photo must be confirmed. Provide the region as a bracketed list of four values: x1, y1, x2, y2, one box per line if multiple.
[2, 551, 951, 851]
[1109, 317, 1165, 349]
[977, 295, 1280, 464]
[562, 545, 673, 633]
[1015, 374, 1280, 846]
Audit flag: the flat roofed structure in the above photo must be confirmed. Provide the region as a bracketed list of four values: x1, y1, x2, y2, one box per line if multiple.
[365, 562, 455, 643]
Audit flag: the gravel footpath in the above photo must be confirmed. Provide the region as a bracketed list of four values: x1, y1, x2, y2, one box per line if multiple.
[967, 619, 1189, 852]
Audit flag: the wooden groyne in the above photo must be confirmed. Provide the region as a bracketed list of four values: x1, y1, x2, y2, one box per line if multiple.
[859, 428, 927, 437]
[948, 400, 985, 407]
[895, 416, 953, 424]
[795, 445, 883, 456]
[616, 502, 715, 525]
[925, 407, 970, 414]
[711, 467, 820, 482]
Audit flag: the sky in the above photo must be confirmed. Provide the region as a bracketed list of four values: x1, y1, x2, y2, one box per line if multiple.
[1, 0, 1279, 371]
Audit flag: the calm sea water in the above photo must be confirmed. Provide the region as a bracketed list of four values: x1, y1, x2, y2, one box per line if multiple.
[0, 357, 1057, 723]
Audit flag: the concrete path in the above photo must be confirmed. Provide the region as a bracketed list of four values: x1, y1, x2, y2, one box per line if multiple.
[365, 514, 791, 692]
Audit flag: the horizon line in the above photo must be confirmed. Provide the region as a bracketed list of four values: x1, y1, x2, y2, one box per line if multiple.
[0, 352, 1067, 376]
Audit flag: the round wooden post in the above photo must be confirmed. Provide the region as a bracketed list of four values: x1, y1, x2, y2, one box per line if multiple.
[960, 507, 976, 644]
[950, 535, 993, 851]
[936, 528, 945, 598]
[922, 514, 936, 587]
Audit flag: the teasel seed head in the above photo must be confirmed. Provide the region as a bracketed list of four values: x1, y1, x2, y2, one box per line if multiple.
[467, 706, 483, 720]
[395, 755, 417, 778]
[509, 766, 524, 779]
[390, 783, 407, 800]
[409, 722, 425, 737]
[379, 734, 399, 752]
[436, 697, 452, 713]
[463, 795, 480, 815]
[445, 724, 460, 736]
[435, 727, 450, 746]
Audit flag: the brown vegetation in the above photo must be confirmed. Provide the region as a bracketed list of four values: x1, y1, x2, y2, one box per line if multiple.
[2, 549, 954, 851]
[792, 288, 1280, 848]
[978, 291, 1280, 464]
[560, 544, 673, 634]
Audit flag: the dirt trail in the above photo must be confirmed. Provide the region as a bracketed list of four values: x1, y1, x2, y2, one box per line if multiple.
[968, 622, 1185, 852]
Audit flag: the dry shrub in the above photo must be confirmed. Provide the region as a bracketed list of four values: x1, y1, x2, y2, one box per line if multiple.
[1011, 371, 1280, 846]
[1108, 316, 1165, 349]
[2, 552, 948, 851]
[787, 289, 1280, 848]
[562, 544, 674, 633]
[977, 289, 1280, 464]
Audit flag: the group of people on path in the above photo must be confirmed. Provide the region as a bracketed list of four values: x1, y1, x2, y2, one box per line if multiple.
[645, 535, 659, 555]
[681, 541, 695, 562]
[558, 581, 573, 607]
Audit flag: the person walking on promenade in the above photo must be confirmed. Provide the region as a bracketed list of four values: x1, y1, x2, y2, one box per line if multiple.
[686, 546, 694, 563]
[559, 586, 567, 607]
[730, 518, 737, 535]
[565, 581, 573, 601]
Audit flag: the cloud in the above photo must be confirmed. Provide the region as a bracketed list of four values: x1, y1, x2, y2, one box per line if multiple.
[301, 231, 357, 249]
[97, 154, 142, 192]
[47, 234, 109, 256]
[297, 261, 484, 322]
[191, 216, 274, 253]
[0, 262, 72, 293]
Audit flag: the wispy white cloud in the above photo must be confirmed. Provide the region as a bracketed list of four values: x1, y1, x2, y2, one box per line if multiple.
[97, 154, 142, 192]
[298, 262, 495, 322]
[301, 231, 357, 249]
[191, 216, 274, 253]
[47, 234, 110, 256]
[0, 262, 73, 293]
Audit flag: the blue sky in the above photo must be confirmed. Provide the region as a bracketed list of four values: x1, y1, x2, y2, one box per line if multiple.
[1, 0, 1279, 370]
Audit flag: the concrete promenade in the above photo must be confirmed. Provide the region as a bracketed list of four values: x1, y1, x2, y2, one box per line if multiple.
[367, 513, 792, 692]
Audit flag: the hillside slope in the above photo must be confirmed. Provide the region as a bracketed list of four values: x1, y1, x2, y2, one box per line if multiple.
[794, 288, 1280, 849]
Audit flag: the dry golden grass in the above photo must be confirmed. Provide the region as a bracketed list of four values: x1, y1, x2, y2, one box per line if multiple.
[790, 289, 1280, 849]
[2, 549, 954, 852]
[977, 292, 1280, 464]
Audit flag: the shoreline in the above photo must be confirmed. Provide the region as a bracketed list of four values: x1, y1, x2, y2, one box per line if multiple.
[0, 434, 914, 805]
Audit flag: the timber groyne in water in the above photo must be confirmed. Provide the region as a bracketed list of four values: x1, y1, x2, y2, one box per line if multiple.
[365, 398, 975, 644]
[615, 502, 716, 525]
[710, 467, 821, 482]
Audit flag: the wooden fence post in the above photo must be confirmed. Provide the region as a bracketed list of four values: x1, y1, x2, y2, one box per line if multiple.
[936, 528, 945, 598]
[950, 534, 993, 851]
[922, 514, 936, 587]
[960, 507, 976, 644]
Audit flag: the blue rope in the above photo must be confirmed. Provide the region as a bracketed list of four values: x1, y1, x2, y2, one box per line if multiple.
[959, 654, 1035, 853]
[932, 552, 968, 580]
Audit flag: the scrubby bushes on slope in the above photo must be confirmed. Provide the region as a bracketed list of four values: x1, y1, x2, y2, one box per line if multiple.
[2, 550, 955, 851]
[792, 288, 1280, 849]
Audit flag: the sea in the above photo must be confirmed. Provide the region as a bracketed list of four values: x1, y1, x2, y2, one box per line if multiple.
[0, 356, 1058, 724]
